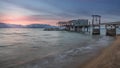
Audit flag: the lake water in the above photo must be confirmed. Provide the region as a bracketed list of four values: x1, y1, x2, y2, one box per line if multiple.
[0, 28, 114, 68]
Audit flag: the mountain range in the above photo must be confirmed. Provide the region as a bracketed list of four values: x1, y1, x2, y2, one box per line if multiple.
[0, 23, 57, 28]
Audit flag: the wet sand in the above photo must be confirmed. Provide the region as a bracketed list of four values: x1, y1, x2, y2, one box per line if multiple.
[81, 36, 120, 68]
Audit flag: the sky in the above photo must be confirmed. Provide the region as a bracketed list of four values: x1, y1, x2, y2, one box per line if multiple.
[0, 0, 120, 25]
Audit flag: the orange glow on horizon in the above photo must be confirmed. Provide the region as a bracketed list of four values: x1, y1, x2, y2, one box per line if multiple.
[0, 15, 58, 26]
[1, 20, 58, 26]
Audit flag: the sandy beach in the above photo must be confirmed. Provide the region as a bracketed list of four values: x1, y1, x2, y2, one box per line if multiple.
[80, 36, 120, 68]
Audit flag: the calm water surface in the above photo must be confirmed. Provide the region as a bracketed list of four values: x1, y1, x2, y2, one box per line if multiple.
[0, 28, 114, 68]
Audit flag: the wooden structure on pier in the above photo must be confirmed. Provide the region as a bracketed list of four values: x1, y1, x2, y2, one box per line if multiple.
[68, 19, 89, 32]
[58, 22, 67, 30]
[58, 19, 89, 32]
[58, 21, 72, 31]
[106, 25, 116, 36]
[92, 15, 101, 35]
[104, 22, 120, 36]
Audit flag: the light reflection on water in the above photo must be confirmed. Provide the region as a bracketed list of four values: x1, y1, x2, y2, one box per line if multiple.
[0, 28, 114, 68]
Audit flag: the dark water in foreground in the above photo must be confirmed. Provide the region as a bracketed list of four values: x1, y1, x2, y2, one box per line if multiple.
[0, 28, 114, 68]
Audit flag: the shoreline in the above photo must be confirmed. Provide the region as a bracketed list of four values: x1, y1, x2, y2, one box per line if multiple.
[79, 36, 120, 68]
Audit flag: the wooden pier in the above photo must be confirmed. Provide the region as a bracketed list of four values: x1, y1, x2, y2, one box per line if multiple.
[57, 15, 120, 36]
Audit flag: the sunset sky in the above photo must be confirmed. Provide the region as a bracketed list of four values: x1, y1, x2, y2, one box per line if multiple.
[0, 0, 120, 25]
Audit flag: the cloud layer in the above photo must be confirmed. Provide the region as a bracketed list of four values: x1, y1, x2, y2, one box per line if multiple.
[0, 0, 120, 25]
